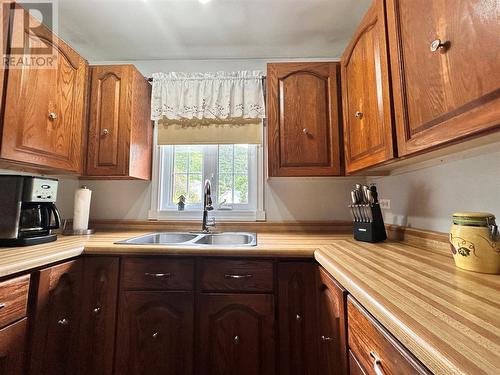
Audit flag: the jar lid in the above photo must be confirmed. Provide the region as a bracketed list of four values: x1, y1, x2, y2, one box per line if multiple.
[453, 212, 496, 226]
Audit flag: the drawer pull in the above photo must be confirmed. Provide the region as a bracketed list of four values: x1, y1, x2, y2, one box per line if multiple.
[321, 335, 333, 342]
[233, 335, 240, 344]
[101, 128, 110, 136]
[430, 39, 449, 52]
[48, 112, 57, 120]
[295, 313, 302, 321]
[144, 272, 171, 278]
[224, 274, 253, 279]
[0, 303, 6, 310]
[370, 351, 385, 375]
[355, 111, 363, 119]
[58, 318, 69, 326]
[152, 331, 159, 339]
[93, 306, 101, 315]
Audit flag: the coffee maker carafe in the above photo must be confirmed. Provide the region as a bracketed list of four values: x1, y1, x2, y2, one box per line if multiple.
[0, 175, 61, 246]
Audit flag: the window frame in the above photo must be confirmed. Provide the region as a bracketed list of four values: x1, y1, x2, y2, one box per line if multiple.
[149, 131, 265, 222]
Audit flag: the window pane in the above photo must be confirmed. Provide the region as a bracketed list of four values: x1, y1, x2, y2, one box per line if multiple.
[218, 174, 233, 204]
[174, 146, 189, 173]
[218, 145, 234, 174]
[188, 174, 202, 204]
[189, 149, 203, 174]
[173, 174, 187, 202]
[234, 174, 248, 203]
[234, 145, 248, 174]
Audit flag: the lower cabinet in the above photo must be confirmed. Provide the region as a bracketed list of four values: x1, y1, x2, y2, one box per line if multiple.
[29, 260, 84, 375]
[198, 294, 275, 375]
[0, 318, 28, 375]
[317, 267, 348, 375]
[115, 291, 194, 375]
[278, 262, 319, 375]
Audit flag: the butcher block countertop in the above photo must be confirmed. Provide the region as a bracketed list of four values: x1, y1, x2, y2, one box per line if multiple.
[0, 230, 499, 375]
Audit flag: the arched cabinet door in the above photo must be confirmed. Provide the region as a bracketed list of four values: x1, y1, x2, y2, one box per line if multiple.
[114, 291, 194, 375]
[267, 62, 342, 176]
[341, 0, 395, 174]
[198, 294, 275, 375]
[1, 2, 88, 173]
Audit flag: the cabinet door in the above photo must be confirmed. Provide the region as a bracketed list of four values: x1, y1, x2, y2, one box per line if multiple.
[29, 260, 84, 375]
[78, 257, 119, 375]
[0, 318, 27, 375]
[278, 262, 318, 375]
[86, 65, 130, 177]
[267, 62, 342, 177]
[317, 267, 348, 375]
[198, 294, 275, 375]
[115, 291, 194, 375]
[341, 0, 395, 174]
[386, 0, 500, 156]
[1, 3, 88, 173]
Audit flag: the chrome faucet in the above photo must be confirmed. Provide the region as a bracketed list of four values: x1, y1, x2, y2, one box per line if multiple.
[202, 179, 216, 232]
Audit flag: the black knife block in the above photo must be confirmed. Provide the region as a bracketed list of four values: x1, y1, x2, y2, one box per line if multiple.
[353, 204, 387, 243]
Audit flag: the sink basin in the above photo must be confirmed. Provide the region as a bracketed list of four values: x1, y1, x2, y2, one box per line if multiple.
[115, 232, 257, 247]
[116, 232, 199, 245]
[193, 233, 257, 246]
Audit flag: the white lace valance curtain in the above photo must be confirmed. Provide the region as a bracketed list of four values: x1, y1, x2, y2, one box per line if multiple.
[151, 71, 266, 121]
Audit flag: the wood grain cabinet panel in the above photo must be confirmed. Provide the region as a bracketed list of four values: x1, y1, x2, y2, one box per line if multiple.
[77, 257, 119, 375]
[0, 275, 29, 329]
[347, 297, 430, 375]
[317, 267, 348, 375]
[1, 3, 88, 173]
[0, 318, 28, 375]
[267, 62, 342, 176]
[85, 64, 152, 179]
[341, 0, 395, 174]
[278, 262, 318, 375]
[198, 294, 275, 375]
[115, 291, 194, 375]
[386, 0, 500, 155]
[29, 260, 84, 375]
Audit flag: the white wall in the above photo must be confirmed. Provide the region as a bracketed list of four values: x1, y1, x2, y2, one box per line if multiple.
[368, 145, 500, 233]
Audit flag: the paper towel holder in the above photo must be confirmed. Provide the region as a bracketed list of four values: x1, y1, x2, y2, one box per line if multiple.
[62, 219, 96, 236]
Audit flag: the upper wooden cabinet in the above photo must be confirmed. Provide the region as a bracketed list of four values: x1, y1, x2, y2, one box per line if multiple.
[267, 62, 342, 177]
[386, 0, 500, 156]
[341, 0, 395, 174]
[1, 3, 88, 173]
[84, 65, 152, 180]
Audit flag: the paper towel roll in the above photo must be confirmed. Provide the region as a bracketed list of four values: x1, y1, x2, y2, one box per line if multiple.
[73, 186, 92, 231]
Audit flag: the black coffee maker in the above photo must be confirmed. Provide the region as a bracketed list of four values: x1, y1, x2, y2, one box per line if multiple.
[0, 175, 61, 246]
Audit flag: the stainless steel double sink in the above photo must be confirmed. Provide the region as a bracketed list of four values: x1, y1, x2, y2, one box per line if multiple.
[115, 232, 257, 247]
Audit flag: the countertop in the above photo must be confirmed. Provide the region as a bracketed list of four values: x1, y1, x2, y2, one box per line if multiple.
[0, 231, 499, 375]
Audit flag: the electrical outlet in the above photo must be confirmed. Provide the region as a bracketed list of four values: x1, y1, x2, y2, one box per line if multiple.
[379, 199, 391, 210]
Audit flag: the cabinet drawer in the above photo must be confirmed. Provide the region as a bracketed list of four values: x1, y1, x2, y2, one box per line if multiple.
[121, 258, 194, 290]
[0, 275, 30, 328]
[349, 350, 367, 375]
[200, 259, 274, 292]
[347, 297, 429, 375]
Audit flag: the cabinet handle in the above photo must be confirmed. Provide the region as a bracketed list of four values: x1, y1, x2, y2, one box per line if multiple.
[321, 335, 333, 342]
[233, 335, 240, 345]
[355, 111, 363, 119]
[0, 303, 5, 310]
[430, 39, 448, 52]
[58, 318, 69, 326]
[370, 351, 386, 375]
[48, 112, 57, 120]
[224, 274, 253, 279]
[144, 272, 171, 278]
[101, 128, 109, 136]
[93, 306, 101, 315]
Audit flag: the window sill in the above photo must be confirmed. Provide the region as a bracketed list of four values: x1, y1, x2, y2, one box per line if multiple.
[148, 209, 266, 222]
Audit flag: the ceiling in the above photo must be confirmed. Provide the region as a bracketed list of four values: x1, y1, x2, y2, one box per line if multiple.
[56, 0, 371, 61]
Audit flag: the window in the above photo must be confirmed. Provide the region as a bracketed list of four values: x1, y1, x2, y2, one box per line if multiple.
[151, 143, 265, 221]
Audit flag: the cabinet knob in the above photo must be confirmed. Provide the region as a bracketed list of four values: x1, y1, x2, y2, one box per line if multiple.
[144, 272, 171, 278]
[295, 313, 302, 321]
[101, 128, 110, 136]
[93, 306, 101, 315]
[302, 128, 310, 135]
[355, 111, 363, 119]
[370, 351, 386, 375]
[321, 335, 333, 342]
[57, 318, 69, 326]
[233, 335, 240, 345]
[430, 39, 448, 52]
[152, 331, 159, 339]
[48, 112, 57, 120]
